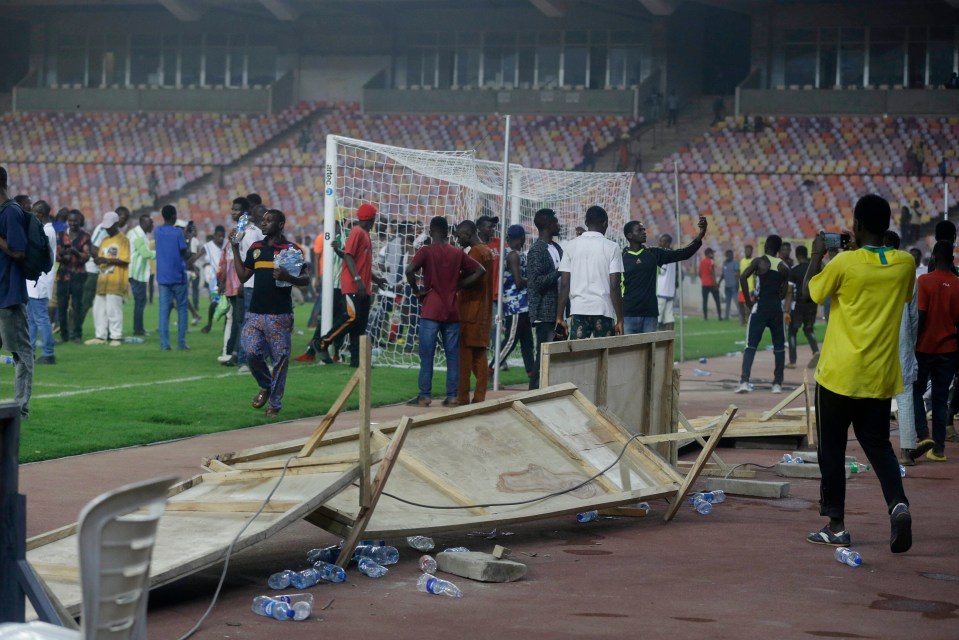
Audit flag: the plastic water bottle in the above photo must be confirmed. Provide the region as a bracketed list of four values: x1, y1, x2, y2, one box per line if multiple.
[576, 510, 599, 523]
[273, 593, 314, 621]
[359, 539, 386, 547]
[306, 545, 340, 564]
[443, 547, 469, 553]
[353, 545, 399, 566]
[692, 368, 711, 377]
[290, 568, 322, 589]
[637, 502, 651, 511]
[358, 558, 388, 578]
[407, 535, 435, 551]
[311, 561, 346, 583]
[235, 213, 250, 241]
[692, 495, 712, 515]
[834, 547, 862, 567]
[848, 462, 871, 474]
[416, 573, 463, 598]
[782, 454, 804, 464]
[251, 595, 295, 620]
[123, 336, 145, 344]
[702, 490, 726, 504]
[268, 570, 294, 590]
[698, 357, 707, 364]
[1, 356, 13, 365]
[900, 465, 906, 478]
[419, 555, 437, 574]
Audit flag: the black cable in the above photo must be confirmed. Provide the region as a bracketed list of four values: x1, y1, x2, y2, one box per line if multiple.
[722, 461, 779, 479]
[377, 433, 646, 510]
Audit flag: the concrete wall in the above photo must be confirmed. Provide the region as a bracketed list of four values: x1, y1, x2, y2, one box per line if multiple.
[13, 86, 271, 113]
[299, 56, 389, 103]
[363, 87, 637, 115]
[739, 87, 959, 116]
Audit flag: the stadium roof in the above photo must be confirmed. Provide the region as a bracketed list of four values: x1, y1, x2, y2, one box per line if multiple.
[1, 0, 956, 21]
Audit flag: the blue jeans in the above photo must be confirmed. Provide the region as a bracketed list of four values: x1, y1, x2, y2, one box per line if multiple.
[158, 282, 188, 349]
[27, 297, 55, 357]
[624, 316, 658, 334]
[418, 319, 460, 400]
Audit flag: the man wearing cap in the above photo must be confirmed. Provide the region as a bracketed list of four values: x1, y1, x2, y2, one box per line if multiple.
[311, 203, 384, 368]
[491, 224, 535, 378]
[85, 211, 130, 346]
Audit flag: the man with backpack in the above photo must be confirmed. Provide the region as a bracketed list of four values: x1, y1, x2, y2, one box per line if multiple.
[0, 166, 41, 418]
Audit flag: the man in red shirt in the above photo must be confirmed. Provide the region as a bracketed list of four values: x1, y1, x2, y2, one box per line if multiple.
[312, 203, 384, 368]
[405, 216, 485, 407]
[699, 247, 721, 320]
[914, 241, 959, 461]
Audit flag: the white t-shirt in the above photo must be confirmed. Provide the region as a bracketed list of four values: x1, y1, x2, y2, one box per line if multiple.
[203, 240, 224, 289]
[558, 231, 624, 319]
[27, 222, 58, 300]
[240, 225, 265, 289]
[657, 262, 677, 299]
[85, 223, 107, 274]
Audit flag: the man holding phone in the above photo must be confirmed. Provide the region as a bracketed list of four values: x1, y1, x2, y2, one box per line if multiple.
[802, 194, 915, 554]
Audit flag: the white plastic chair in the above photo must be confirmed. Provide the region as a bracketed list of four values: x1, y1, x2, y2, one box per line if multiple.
[0, 476, 176, 640]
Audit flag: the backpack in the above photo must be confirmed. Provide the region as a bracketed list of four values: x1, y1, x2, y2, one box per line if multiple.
[1, 200, 53, 282]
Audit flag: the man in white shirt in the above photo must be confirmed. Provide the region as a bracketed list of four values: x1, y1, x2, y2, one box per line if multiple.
[26, 200, 58, 364]
[556, 206, 625, 339]
[656, 233, 678, 330]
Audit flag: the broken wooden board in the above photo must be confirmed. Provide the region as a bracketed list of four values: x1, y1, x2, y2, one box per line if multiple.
[539, 331, 675, 459]
[220, 383, 687, 538]
[684, 410, 815, 442]
[25, 462, 361, 617]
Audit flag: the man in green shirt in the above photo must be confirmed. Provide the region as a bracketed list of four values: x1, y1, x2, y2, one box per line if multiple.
[126, 214, 155, 337]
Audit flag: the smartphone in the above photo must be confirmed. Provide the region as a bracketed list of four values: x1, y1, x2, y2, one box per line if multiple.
[823, 232, 850, 250]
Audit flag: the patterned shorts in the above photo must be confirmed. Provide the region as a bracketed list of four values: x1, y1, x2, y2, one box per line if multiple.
[570, 314, 614, 339]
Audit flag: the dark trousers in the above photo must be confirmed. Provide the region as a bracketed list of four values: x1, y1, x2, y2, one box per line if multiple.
[319, 293, 371, 367]
[530, 321, 555, 390]
[724, 286, 737, 320]
[56, 274, 86, 341]
[493, 312, 535, 375]
[816, 383, 908, 520]
[740, 307, 785, 385]
[788, 303, 819, 364]
[306, 289, 348, 357]
[914, 351, 957, 451]
[80, 272, 98, 329]
[129, 278, 147, 335]
[702, 285, 721, 320]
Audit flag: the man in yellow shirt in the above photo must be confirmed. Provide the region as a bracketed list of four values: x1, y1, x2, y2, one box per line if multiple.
[803, 194, 915, 554]
[737, 244, 754, 325]
[85, 211, 130, 346]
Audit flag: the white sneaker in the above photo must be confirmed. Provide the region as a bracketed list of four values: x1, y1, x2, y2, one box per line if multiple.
[109, 340, 122, 347]
[772, 384, 783, 394]
[217, 354, 233, 363]
[735, 382, 750, 394]
[237, 365, 251, 374]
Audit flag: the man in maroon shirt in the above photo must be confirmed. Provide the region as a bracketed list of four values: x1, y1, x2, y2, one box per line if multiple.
[405, 216, 485, 407]
[914, 240, 959, 461]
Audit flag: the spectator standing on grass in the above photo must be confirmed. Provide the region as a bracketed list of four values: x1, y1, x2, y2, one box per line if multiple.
[454, 220, 495, 405]
[26, 200, 57, 365]
[719, 249, 739, 321]
[55, 210, 91, 343]
[621, 218, 706, 334]
[526, 208, 563, 390]
[232, 209, 308, 417]
[786, 245, 819, 369]
[200, 225, 225, 334]
[81, 207, 129, 334]
[218, 197, 248, 365]
[803, 194, 914, 554]
[236, 204, 266, 373]
[736, 244, 754, 326]
[556, 206, 624, 339]
[699, 247, 721, 320]
[737, 234, 791, 395]
[155, 205, 190, 351]
[86, 211, 130, 346]
[405, 216, 484, 407]
[126, 214, 155, 337]
[0, 166, 33, 418]
[913, 240, 959, 463]
[491, 225, 536, 380]
[296, 219, 350, 363]
[477, 214, 501, 309]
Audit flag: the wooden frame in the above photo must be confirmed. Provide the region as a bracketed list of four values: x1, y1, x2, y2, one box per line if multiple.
[539, 331, 675, 459]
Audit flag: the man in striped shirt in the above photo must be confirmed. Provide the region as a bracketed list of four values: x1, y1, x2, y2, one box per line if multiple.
[126, 214, 155, 337]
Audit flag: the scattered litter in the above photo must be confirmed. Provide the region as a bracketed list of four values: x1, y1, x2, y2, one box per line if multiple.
[357, 558, 388, 578]
[782, 454, 804, 464]
[251, 593, 312, 621]
[407, 535, 435, 551]
[847, 462, 871, 474]
[520, 551, 537, 558]
[576, 510, 599, 523]
[734, 340, 746, 346]
[417, 574, 463, 598]
[835, 547, 862, 567]
[900, 465, 906, 477]
[419, 555, 438, 573]
[466, 528, 514, 539]
[692, 368, 711, 377]
[268, 569, 294, 589]
[765, 345, 775, 351]
[698, 357, 708, 364]
[353, 544, 399, 565]
[443, 546, 469, 553]
[306, 545, 340, 564]
[492, 545, 512, 559]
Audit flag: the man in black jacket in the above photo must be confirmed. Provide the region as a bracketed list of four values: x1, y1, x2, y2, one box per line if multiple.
[621, 217, 706, 333]
[526, 208, 563, 389]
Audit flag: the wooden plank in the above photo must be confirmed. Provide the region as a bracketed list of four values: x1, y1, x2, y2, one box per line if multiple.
[336, 416, 414, 566]
[598, 506, 649, 518]
[596, 348, 609, 407]
[232, 450, 371, 471]
[677, 410, 730, 470]
[199, 462, 359, 484]
[759, 385, 804, 421]
[26, 523, 77, 552]
[163, 500, 300, 513]
[298, 369, 361, 458]
[663, 405, 738, 522]
[202, 459, 233, 472]
[359, 336, 372, 508]
[675, 461, 757, 478]
[30, 563, 79, 583]
[406, 383, 578, 428]
[510, 401, 621, 494]
[540, 330, 674, 355]
[212, 440, 306, 466]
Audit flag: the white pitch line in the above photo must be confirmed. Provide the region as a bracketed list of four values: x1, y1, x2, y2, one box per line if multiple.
[0, 372, 238, 402]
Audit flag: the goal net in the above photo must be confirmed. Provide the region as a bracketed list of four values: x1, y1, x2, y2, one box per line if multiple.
[322, 134, 634, 368]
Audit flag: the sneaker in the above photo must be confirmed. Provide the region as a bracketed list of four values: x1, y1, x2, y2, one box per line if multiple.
[910, 439, 935, 461]
[406, 396, 431, 407]
[317, 346, 333, 364]
[109, 340, 122, 347]
[237, 365, 251, 374]
[442, 398, 463, 407]
[771, 384, 783, 394]
[293, 352, 316, 363]
[899, 449, 916, 467]
[784, 363, 796, 369]
[889, 503, 912, 553]
[216, 354, 234, 364]
[84, 338, 106, 346]
[806, 526, 851, 547]
[926, 449, 947, 462]
[735, 382, 750, 394]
